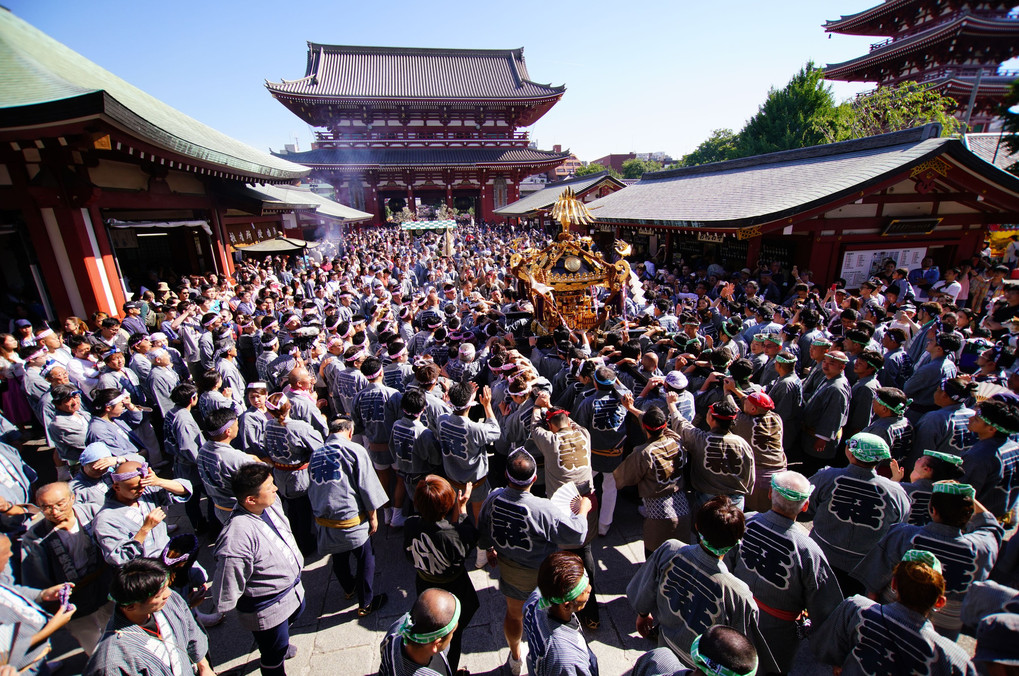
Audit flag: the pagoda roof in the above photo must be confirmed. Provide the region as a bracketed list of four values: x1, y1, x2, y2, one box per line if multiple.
[0, 9, 308, 183]
[924, 73, 1016, 100]
[823, 0, 1016, 36]
[266, 45, 565, 102]
[275, 146, 570, 170]
[824, 0, 923, 36]
[825, 13, 1019, 81]
[494, 172, 626, 216]
[585, 124, 1019, 229]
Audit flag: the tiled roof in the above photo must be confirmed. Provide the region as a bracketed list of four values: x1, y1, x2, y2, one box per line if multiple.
[266, 45, 564, 100]
[586, 125, 1019, 228]
[251, 183, 373, 222]
[275, 146, 570, 168]
[494, 172, 625, 215]
[964, 133, 1019, 171]
[824, 0, 919, 35]
[825, 14, 1019, 79]
[0, 9, 308, 182]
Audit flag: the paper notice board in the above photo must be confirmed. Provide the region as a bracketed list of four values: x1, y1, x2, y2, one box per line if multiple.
[840, 247, 927, 289]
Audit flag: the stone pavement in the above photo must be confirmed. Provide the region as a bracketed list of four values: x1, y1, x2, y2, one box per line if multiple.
[48, 483, 934, 676]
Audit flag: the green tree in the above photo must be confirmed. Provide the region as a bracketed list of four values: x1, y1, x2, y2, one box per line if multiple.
[680, 128, 739, 166]
[732, 62, 836, 158]
[1002, 79, 1019, 176]
[575, 162, 607, 177]
[620, 158, 663, 179]
[816, 82, 961, 143]
[574, 162, 620, 178]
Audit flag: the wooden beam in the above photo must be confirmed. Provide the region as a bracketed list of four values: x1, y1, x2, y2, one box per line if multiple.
[860, 191, 979, 203]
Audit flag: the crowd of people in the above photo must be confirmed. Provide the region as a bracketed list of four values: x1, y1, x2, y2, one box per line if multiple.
[0, 221, 1017, 676]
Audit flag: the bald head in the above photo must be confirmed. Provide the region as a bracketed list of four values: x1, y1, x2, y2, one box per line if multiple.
[406, 588, 458, 644]
[288, 366, 312, 391]
[36, 481, 71, 502]
[770, 470, 812, 517]
[36, 482, 74, 524]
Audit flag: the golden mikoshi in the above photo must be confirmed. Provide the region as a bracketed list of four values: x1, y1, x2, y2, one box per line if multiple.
[510, 187, 634, 332]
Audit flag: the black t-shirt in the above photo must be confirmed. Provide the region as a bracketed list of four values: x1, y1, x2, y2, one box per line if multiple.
[403, 515, 478, 583]
[991, 302, 1019, 338]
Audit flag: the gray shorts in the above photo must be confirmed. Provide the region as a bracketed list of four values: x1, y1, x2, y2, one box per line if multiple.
[367, 442, 394, 469]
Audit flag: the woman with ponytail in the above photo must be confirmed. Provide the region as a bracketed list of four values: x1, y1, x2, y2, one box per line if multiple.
[264, 391, 323, 554]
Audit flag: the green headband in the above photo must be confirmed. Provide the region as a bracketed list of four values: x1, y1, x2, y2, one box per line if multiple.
[847, 335, 869, 346]
[846, 432, 891, 462]
[753, 334, 767, 343]
[923, 450, 963, 466]
[901, 549, 943, 574]
[979, 413, 1017, 436]
[812, 339, 833, 347]
[775, 354, 797, 365]
[771, 475, 813, 502]
[762, 334, 782, 345]
[701, 538, 740, 557]
[398, 596, 461, 643]
[691, 633, 758, 676]
[932, 481, 976, 497]
[537, 574, 590, 610]
[722, 322, 738, 338]
[875, 395, 911, 416]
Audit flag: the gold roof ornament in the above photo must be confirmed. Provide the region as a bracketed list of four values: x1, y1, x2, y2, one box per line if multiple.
[509, 187, 635, 332]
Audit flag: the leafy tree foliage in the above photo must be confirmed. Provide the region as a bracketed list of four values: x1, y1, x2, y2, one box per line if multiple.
[621, 158, 663, 179]
[574, 162, 619, 178]
[816, 82, 961, 143]
[679, 128, 739, 167]
[731, 62, 836, 158]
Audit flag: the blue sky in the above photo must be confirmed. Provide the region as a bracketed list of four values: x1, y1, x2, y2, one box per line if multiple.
[3, 1, 963, 160]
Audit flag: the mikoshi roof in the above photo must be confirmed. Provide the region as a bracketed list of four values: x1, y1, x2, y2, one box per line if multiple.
[586, 124, 1019, 229]
[495, 171, 626, 216]
[266, 45, 564, 101]
[251, 184, 373, 222]
[0, 8, 308, 182]
[400, 220, 457, 231]
[237, 237, 320, 254]
[275, 146, 570, 169]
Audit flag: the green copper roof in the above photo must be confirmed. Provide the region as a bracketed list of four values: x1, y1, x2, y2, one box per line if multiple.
[0, 8, 309, 182]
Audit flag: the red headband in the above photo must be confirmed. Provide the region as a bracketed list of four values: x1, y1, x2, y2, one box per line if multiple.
[708, 404, 737, 420]
[545, 408, 569, 423]
[642, 421, 668, 432]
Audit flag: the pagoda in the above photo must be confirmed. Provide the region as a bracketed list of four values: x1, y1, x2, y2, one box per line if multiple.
[823, 1, 1019, 131]
[267, 45, 570, 225]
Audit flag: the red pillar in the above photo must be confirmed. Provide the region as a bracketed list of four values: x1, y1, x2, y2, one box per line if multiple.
[365, 175, 381, 226]
[28, 205, 123, 318]
[480, 182, 494, 224]
[85, 205, 128, 313]
[746, 236, 763, 270]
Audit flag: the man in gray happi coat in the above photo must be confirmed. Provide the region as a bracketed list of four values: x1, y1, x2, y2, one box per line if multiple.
[477, 449, 591, 672]
[729, 470, 843, 673]
[91, 459, 192, 565]
[147, 349, 180, 419]
[309, 417, 389, 615]
[214, 463, 305, 676]
[799, 350, 851, 476]
[197, 408, 263, 524]
[804, 432, 910, 598]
